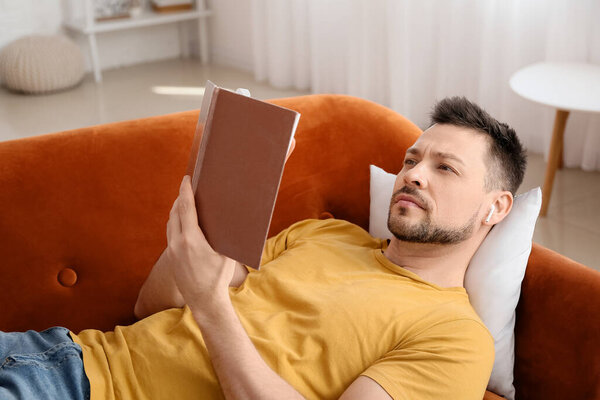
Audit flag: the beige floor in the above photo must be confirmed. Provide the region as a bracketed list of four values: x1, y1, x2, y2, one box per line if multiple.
[1, 58, 599, 271]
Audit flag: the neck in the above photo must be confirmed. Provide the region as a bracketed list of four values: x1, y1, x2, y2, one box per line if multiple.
[383, 229, 488, 288]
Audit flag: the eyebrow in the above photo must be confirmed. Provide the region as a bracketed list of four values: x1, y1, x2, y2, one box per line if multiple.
[405, 147, 466, 166]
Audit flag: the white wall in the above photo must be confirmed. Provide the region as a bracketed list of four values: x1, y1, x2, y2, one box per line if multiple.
[206, 0, 254, 71]
[0, 0, 255, 73]
[0, 1, 63, 46]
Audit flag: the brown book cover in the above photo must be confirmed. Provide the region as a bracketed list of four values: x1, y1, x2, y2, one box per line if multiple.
[186, 80, 300, 269]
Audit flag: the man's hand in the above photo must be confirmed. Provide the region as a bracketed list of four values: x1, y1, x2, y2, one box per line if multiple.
[134, 137, 296, 319]
[166, 175, 237, 315]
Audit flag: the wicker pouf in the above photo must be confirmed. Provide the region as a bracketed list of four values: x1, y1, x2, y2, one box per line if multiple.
[0, 35, 85, 94]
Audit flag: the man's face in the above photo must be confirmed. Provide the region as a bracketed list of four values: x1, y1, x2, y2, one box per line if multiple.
[387, 124, 490, 244]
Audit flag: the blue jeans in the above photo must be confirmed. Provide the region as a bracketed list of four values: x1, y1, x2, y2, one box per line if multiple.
[0, 327, 90, 400]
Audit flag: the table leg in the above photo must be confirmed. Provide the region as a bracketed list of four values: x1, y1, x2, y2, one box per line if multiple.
[541, 109, 569, 216]
[198, 17, 209, 64]
[88, 33, 102, 83]
[558, 145, 564, 169]
[178, 22, 190, 58]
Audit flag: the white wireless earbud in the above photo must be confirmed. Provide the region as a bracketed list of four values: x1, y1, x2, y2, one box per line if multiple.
[485, 204, 496, 223]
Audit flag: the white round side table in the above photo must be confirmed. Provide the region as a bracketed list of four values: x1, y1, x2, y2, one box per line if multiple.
[509, 62, 600, 216]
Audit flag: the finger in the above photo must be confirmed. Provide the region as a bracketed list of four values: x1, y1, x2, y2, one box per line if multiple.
[178, 175, 201, 236]
[167, 198, 177, 241]
[168, 199, 182, 241]
[285, 138, 296, 163]
[168, 196, 183, 243]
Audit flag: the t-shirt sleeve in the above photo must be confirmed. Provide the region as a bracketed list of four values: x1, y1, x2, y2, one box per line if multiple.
[258, 219, 323, 267]
[360, 318, 495, 400]
[241, 219, 327, 273]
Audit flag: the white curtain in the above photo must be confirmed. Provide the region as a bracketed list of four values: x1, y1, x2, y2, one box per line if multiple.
[251, 0, 600, 171]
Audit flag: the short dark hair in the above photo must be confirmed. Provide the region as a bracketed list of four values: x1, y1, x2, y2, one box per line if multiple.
[429, 96, 527, 194]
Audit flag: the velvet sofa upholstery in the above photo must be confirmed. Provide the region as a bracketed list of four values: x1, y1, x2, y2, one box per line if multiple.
[0, 94, 598, 400]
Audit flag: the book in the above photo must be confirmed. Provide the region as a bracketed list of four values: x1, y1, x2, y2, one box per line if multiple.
[151, 0, 193, 13]
[186, 80, 301, 269]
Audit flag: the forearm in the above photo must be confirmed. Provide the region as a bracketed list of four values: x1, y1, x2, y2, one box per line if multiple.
[191, 296, 305, 400]
[134, 249, 184, 319]
[167, 176, 295, 398]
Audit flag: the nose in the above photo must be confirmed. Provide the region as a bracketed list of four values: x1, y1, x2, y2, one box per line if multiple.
[402, 163, 427, 189]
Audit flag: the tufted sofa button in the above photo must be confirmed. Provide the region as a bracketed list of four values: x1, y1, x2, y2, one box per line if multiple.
[319, 211, 334, 220]
[58, 267, 78, 287]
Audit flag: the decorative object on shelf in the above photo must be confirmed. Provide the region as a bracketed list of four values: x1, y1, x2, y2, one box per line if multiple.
[0, 34, 85, 95]
[95, 0, 132, 21]
[151, 0, 193, 13]
[129, 0, 143, 18]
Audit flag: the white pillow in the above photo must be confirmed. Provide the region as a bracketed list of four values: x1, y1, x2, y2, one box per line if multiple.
[368, 165, 541, 400]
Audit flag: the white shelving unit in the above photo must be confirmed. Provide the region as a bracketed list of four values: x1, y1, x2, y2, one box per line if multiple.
[63, 1, 212, 82]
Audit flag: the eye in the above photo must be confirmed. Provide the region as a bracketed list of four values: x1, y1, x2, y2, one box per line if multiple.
[439, 164, 456, 174]
[404, 159, 417, 166]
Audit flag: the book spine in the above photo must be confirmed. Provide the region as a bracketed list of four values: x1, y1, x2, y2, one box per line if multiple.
[191, 88, 220, 193]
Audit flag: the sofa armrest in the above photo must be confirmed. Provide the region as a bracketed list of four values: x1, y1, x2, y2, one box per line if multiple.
[514, 243, 600, 400]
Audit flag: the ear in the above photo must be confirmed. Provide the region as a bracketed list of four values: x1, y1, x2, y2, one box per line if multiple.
[484, 191, 513, 226]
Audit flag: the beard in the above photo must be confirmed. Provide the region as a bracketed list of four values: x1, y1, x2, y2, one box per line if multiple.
[387, 187, 478, 245]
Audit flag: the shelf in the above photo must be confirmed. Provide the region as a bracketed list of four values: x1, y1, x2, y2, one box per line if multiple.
[64, 9, 212, 34]
[62, 1, 211, 82]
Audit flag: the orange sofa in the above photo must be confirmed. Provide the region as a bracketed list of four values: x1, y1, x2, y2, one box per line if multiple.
[0, 94, 598, 400]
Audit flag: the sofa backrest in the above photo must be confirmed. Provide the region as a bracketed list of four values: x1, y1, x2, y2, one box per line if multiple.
[0, 94, 421, 333]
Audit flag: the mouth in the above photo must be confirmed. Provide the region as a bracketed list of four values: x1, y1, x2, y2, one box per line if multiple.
[393, 194, 425, 210]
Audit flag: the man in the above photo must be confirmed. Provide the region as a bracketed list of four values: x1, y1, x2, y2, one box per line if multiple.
[0, 97, 526, 400]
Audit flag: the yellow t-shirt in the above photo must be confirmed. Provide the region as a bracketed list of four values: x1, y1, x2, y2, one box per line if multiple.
[70, 218, 494, 400]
